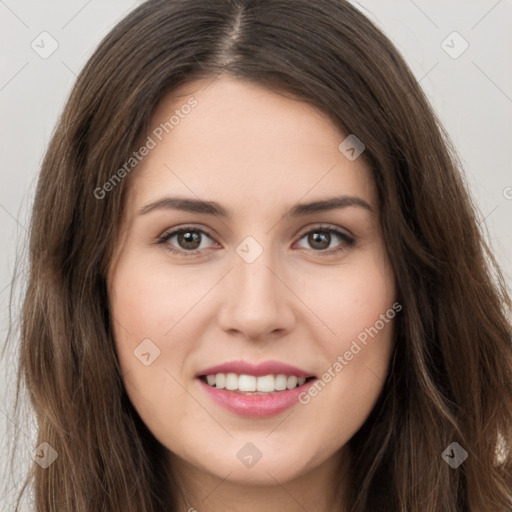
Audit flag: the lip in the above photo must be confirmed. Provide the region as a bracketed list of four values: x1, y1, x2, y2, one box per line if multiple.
[196, 359, 314, 378]
[198, 377, 318, 418]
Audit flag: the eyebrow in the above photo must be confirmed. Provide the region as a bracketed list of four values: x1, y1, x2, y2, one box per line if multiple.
[138, 194, 372, 217]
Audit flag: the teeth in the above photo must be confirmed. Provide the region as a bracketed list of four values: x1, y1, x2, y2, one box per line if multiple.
[238, 374, 257, 392]
[216, 373, 226, 389]
[202, 373, 309, 393]
[225, 373, 238, 391]
[275, 374, 287, 391]
[287, 376, 298, 389]
[257, 374, 275, 392]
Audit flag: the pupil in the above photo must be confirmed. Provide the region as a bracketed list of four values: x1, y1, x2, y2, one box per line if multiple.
[179, 230, 200, 249]
[309, 232, 329, 250]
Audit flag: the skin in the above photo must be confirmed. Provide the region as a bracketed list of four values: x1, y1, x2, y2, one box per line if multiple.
[107, 75, 397, 512]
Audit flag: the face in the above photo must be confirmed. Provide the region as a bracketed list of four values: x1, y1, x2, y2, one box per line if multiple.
[107, 76, 397, 489]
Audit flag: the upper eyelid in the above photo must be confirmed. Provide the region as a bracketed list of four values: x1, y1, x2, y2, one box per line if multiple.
[159, 225, 215, 241]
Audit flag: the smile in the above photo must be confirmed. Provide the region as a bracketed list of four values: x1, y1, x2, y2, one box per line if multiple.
[196, 360, 317, 417]
[200, 373, 314, 393]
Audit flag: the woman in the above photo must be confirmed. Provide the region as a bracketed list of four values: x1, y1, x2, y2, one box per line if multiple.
[8, 0, 512, 510]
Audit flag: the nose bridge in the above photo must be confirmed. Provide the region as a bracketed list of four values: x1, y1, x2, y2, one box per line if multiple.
[235, 242, 282, 311]
[218, 236, 294, 338]
[238, 252, 277, 302]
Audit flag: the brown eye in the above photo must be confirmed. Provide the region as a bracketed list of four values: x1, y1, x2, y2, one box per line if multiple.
[157, 224, 355, 258]
[296, 226, 355, 254]
[307, 231, 331, 250]
[158, 226, 216, 255]
[176, 230, 202, 250]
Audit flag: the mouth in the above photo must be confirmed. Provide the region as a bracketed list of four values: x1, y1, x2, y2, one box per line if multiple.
[198, 373, 317, 395]
[195, 360, 318, 417]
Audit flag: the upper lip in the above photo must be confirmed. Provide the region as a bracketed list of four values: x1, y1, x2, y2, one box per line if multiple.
[197, 360, 315, 378]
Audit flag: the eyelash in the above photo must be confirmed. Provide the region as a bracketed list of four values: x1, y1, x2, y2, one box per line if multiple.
[156, 224, 355, 258]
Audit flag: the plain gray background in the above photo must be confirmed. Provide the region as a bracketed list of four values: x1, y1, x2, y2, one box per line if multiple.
[1, 0, 511, 509]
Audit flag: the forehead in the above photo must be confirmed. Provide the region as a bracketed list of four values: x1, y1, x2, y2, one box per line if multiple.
[125, 76, 375, 220]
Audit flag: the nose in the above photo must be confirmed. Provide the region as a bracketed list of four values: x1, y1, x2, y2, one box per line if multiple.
[217, 247, 296, 341]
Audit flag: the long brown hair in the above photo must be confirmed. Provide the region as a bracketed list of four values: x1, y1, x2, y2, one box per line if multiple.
[5, 0, 512, 510]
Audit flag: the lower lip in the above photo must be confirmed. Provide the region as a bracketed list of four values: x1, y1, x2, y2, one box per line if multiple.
[197, 378, 317, 418]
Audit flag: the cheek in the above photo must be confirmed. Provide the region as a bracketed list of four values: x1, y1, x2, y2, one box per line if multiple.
[295, 252, 396, 437]
[109, 254, 208, 353]
[310, 253, 395, 352]
[108, 253, 209, 432]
